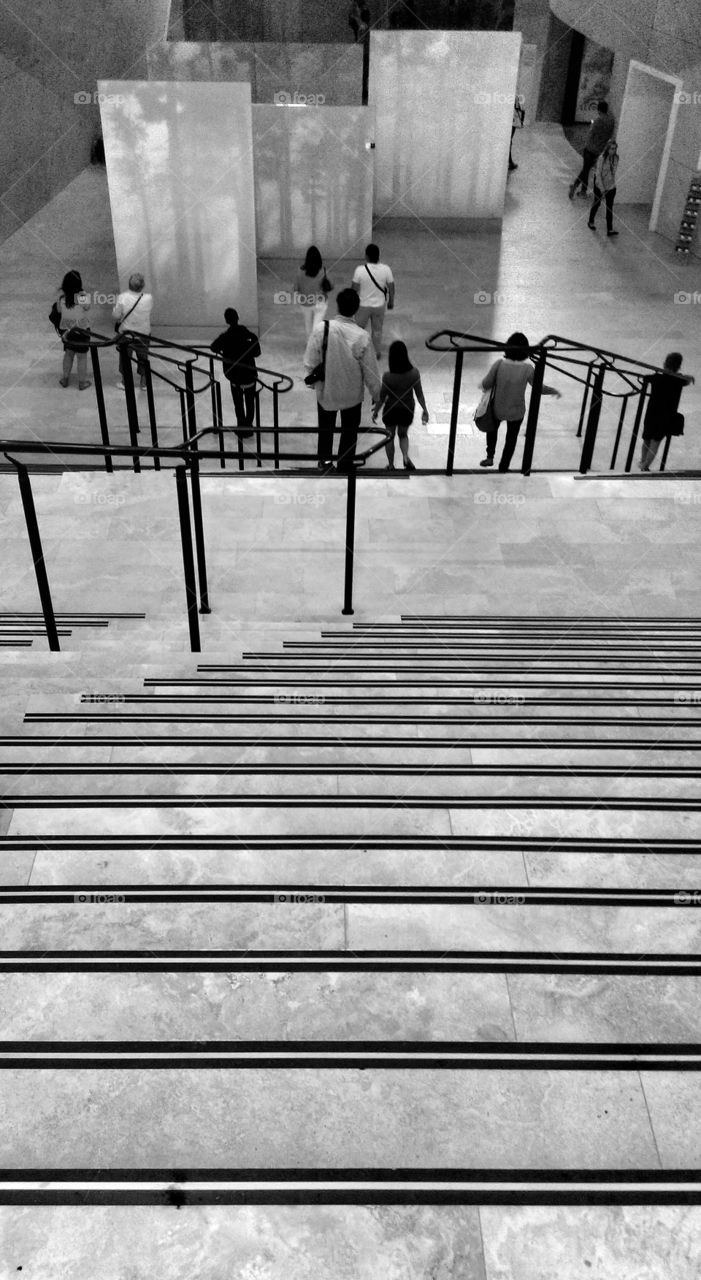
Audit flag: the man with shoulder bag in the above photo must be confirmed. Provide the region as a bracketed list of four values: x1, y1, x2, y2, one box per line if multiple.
[304, 287, 381, 472]
[352, 243, 395, 359]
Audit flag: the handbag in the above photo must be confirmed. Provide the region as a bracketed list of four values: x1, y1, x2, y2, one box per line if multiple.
[63, 326, 91, 352]
[49, 301, 62, 333]
[669, 411, 685, 437]
[114, 293, 143, 335]
[474, 362, 501, 432]
[304, 320, 329, 386]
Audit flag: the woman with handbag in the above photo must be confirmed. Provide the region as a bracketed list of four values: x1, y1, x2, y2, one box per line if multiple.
[640, 352, 695, 471]
[55, 270, 91, 390]
[294, 246, 333, 339]
[476, 331, 561, 471]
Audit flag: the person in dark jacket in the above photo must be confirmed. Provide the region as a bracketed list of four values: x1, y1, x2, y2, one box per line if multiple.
[569, 101, 615, 199]
[210, 308, 261, 438]
[639, 352, 695, 471]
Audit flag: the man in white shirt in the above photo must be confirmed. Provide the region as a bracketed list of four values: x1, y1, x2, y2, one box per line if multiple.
[352, 243, 394, 358]
[304, 287, 381, 471]
[113, 272, 154, 390]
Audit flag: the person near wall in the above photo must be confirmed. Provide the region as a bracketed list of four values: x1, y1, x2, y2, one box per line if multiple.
[639, 352, 695, 471]
[294, 246, 333, 340]
[352, 243, 395, 359]
[113, 273, 153, 390]
[509, 95, 525, 171]
[55, 270, 92, 390]
[479, 331, 561, 472]
[348, 0, 362, 40]
[303, 287, 381, 472]
[588, 139, 619, 236]
[211, 308, 261, 439]
[372, 340, 429, 471]
[569, 101, 615, 199]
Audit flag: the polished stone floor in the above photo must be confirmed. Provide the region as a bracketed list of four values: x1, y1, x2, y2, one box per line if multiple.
[2, 122, 701, 1279]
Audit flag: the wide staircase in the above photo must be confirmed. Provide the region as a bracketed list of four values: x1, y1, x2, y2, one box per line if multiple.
[2, 615, 701, 1274]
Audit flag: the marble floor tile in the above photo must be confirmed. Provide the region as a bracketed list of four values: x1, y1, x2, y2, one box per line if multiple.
[507, 975, 701, 1044]
[640, 1075, 701, 1168]
[7, 805, 454, 838]
[524, 852, 701, 890]
[0, 1068, 658, 1168]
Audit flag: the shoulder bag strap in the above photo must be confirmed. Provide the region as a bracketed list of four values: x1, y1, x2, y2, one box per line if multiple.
[365, 264, 388, 298]
[118, 293, 144, 330]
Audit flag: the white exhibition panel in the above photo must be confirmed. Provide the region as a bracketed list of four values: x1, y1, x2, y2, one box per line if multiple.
[369, 31, 521, 219]
[252, 105, 374, 257]
[616, 63, 678, 205]
[98, 81, 258, 328]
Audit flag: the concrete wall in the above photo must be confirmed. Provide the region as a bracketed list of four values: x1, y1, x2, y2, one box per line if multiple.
[617, 63, 678, 204]
[0, 0, 170, 244]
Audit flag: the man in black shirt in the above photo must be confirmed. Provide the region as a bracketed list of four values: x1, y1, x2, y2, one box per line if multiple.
[211, 308, 261, 438]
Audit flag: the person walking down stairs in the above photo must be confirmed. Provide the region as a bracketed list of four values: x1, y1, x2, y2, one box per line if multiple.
[372, 340, 429, 471]
[479, 332, 561, 472]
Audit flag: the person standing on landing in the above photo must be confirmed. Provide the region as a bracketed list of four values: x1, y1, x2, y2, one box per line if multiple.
[210, 308, 261, 439]
[55, 270, 92, 390]
[113, 272, 153, 390]
[304, 287, 380, 472]
[588, 140, 619, 236]
[372, 340, 429, 471]
[479, 332, 561, 472]
[640, 352, 695, 471]
[569, 101, 615, 199]
[352, 243, 394, 359]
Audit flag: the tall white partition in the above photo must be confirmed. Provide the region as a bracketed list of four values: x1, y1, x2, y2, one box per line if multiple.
[616, 61, 680, 209]
[253, 105, 373, 256]
[369, 31, 521, 220]
[98, 81, 258, 328]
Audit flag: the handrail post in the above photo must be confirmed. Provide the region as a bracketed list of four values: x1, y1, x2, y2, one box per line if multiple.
[576, 361, 594, 438]
[446, 349, 463, 476]
[579, 362, 606, 474]
[175, 464, 201, 652]
[90, 344, 113, 473]
[142, 362, 160, 469]
[272, 386, 280, 470]
[122, 348, 141, 473]
[521, 346, 545, 475]
[625, 378, 649, 473]
[178, 389, 189, 445]
[215, 380, 225, 469]
[8, 457, 60, 651]
[184, 362, 197, 440]
[342, 467, 357, 616]
[255, 388, 262, 468]
[189, 455, 211, 614]
[610, 395, 629, 470]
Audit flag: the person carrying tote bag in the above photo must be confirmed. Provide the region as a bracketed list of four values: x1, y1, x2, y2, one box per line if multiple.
[55, 269, 92, 390]
[478, 332, 561, 472]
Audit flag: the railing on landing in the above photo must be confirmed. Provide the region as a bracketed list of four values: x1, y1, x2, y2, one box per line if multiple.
[425, 331, 680, 476]
[85, 329, 294, 474]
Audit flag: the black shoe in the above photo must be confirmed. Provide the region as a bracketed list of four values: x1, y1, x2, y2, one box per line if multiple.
[498, 464, 509, 473]
[509, 162, 518, 171]
[588, 221, 596, 230]
[607, 230, 619, 237]
[479, 457, 494, 468]
[568, 182, 576, 199]
[403, 458, 416, 470]
[237, 429, 255, 438]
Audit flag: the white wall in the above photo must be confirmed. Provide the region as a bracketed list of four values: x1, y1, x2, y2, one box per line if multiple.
[99, 81, 258, 328]
[369, 31, 521, 220]
[616, 62, 677, 204]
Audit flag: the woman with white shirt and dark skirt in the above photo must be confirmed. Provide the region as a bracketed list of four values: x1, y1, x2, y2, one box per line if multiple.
[479, 332, 561, 472]
[55, 270, 91, 390]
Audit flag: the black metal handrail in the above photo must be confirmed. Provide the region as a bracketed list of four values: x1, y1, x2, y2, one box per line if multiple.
[2, 426, 392, 652]
[425, 330, 676, 476]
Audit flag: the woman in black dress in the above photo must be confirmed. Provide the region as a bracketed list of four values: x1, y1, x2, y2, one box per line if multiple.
[640, 352, 695, 471]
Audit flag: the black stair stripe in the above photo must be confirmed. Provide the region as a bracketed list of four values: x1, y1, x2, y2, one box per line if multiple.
[2, 1041, 700, 1069]
[1, 835, 696, 853]
[3, 951, 701, 974]
[5, 763, 701, 778]
[2, 885, 698, 906]
[2, 735, 701, 750]
[4, 795, 701, 810]
[24, 714, 701, 726]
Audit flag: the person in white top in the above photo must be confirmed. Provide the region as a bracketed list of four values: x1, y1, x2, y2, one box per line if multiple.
[113, 272, 154, 390]
[352, 243, 394, 358]
[303, 287, 381, 471]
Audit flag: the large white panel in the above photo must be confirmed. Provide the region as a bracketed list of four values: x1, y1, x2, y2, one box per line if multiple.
[147, 41, 363, 106]
[98, 81, 258, 328]
[253, 105, 374, 256]
[617, 63, 678, 205]
[369, 31, 521, 220]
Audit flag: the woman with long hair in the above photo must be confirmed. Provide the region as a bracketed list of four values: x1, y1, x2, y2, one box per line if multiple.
[479, 331, 561, 472]
[372, 339, 428, 471]
[294, 245, 333, 338]
[55, 269, 91, 389]
[640, 352, 695, 471]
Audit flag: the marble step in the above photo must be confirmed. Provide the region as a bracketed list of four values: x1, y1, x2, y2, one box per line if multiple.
[3, 970, 701, 1043]
[0, 900, 697, 957]
[6, 804, 699, 840]
[9, 845, 701, 890]
[0, 1202, 693, 1279]
[0, 1063, 681, 1170]
[2, 768, 700, 801]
